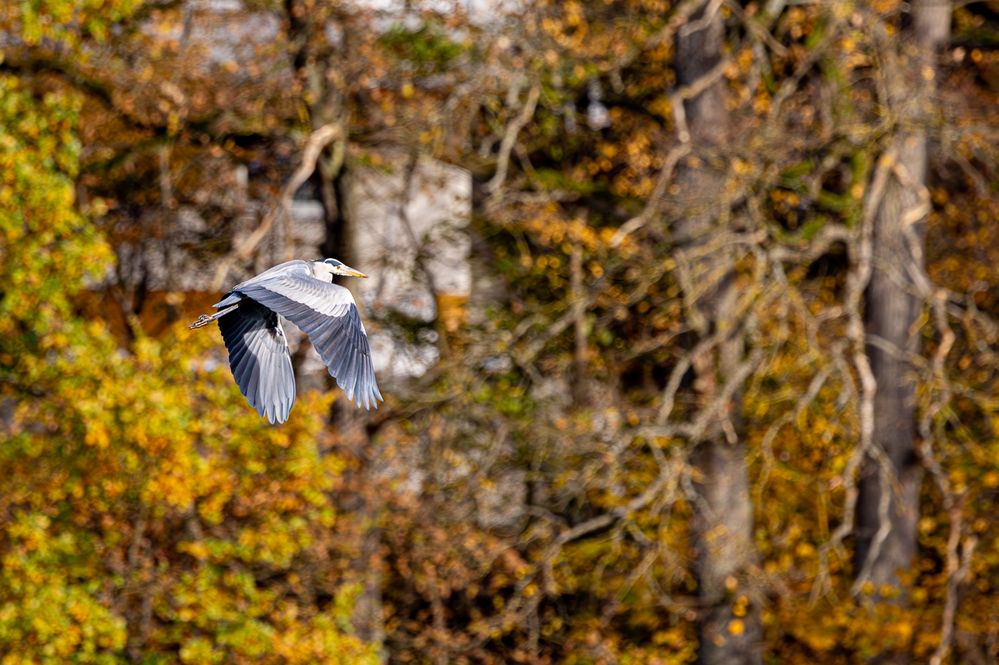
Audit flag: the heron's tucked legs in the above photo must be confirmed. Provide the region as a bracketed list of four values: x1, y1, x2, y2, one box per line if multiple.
[189, 303, 240, 329]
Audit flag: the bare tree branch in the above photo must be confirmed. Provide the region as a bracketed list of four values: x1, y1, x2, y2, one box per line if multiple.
[210, 122, 344, 290]
[485, 83, 541, 201]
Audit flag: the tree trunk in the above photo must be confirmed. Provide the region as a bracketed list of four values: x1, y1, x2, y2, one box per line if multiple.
[855, 1, 950, 661]
[283, 4, 386, 657]
[674, 4, 762, 664]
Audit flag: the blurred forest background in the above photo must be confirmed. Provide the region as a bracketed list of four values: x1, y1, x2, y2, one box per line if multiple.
[1, 0, 998, 663]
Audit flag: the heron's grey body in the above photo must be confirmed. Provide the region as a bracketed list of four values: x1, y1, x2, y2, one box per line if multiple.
[191, 258, 381, 423]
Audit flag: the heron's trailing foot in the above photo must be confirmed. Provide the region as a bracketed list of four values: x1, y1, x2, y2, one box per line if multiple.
[189, 303, 240, 329]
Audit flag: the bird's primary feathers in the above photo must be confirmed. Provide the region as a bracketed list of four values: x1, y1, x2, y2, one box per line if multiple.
[190, 258, 382, 423]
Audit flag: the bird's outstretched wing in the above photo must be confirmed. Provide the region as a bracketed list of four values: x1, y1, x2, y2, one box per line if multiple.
[218, 300, 296, 424]
[236, 274, 382, 410]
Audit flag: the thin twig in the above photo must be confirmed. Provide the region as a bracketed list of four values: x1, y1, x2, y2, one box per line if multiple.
[211, 123, 344, 290]
[485, 83, 540, 200]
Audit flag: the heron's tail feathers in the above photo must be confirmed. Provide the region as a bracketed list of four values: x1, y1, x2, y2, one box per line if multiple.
[189, 303, 240, 329]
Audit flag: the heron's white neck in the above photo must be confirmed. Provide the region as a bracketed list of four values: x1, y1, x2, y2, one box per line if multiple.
[311, 261, 335, 282]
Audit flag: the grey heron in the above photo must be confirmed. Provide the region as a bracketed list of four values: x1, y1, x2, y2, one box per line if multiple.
[190, 258, 382, 423]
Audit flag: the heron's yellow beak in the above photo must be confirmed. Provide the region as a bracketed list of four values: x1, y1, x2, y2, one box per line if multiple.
[338, 265, 368, 279]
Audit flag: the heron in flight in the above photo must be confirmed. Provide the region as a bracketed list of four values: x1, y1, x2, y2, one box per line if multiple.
[190, 258, 382, 423]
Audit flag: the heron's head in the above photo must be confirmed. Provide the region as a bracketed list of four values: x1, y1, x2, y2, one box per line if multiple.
[313, 258, 368, 281]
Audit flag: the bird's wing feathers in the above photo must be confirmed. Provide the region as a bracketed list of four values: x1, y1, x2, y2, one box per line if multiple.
[215, 260, 312, 308]
[237, 275, 382, 410]
[218, 301, 296, 424]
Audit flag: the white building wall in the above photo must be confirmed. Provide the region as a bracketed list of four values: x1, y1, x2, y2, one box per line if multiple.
[347, 153, 472, 378]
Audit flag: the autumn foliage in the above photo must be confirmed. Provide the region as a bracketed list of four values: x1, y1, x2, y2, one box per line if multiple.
[1, 1, 997, 664]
